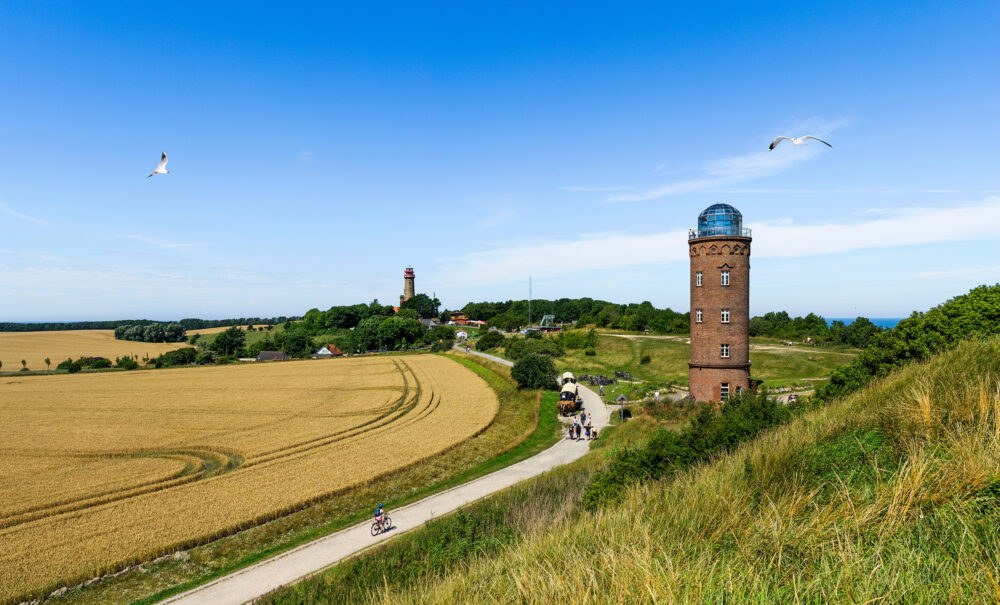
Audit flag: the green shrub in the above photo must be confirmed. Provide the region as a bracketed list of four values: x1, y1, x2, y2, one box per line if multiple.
[584, 346, 596, 356]
[115, 356, 139, 370]
[640, 354, 651, 365]
[582, 390, 792, 510]
[505, 337, 564, 361]
[511, 353, 558, 390]
[151, 347, 198, 368]
[476, 331, 505, 351]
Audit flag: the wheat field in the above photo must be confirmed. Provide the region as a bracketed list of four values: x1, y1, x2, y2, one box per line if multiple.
[0, 354, 498, 603]
[0, 330, 188, 370]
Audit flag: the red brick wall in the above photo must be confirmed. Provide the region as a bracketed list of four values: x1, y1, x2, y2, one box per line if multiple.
[689, 236, 751, 402]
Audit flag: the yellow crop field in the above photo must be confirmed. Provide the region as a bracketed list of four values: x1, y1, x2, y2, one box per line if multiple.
[0, 355, 498, 603]
[0, 330, 187, 371]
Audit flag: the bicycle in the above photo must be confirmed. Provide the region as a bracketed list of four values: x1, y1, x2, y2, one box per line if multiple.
[370, 515, 393, 536]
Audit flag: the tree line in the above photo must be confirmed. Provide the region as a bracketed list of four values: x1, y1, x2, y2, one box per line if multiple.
[459, 298, 689, 334]
[114, 322, 186, 343]
[0, 316, 296, 333]
[749, 311, 884, 348]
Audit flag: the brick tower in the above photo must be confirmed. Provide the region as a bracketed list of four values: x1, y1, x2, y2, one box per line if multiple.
[688, 204, 752, 402]
[401, 266, 415, 303]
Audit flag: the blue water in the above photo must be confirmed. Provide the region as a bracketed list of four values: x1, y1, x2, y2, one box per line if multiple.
[826, 318, 902, 329]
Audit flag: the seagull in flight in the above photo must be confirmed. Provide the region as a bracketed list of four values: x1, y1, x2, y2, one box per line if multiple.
[768, 135, 832, 151]
[148, 152, 169, 177]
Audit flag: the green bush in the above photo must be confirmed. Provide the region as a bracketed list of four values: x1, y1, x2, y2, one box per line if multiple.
[584, 346, 596, 356]
[511, 353, 558, 390]
[151, 347, 198, 368]
[505, 337, 564, 361]
[582, 390, 792, 510]
[476, 331, 505, 351]
[115, 356, 139, 370]
[640, 354, 651, 365]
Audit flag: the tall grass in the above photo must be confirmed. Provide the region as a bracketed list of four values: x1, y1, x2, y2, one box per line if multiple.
[372, 337, 1000, 603]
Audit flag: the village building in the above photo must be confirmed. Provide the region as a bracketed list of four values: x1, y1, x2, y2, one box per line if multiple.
[256, 350, 291, 362]
[312, 345, 343, 358]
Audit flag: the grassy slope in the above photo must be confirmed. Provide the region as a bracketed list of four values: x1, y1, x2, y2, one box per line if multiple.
[378, 337, 1000, 603]
[50, 353, 558, 605]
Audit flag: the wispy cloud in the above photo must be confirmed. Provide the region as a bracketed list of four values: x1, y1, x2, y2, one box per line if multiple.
[119, 235, 210, 250]
[912, 266, 1000, 280]
[560, 186, 636, 193]
[0, 202, 48, 227]
[605, 117, 848, 203]
[438, 197, 1000, 287]
[608, 146, 824, 202]
[473, 208, 518, 229]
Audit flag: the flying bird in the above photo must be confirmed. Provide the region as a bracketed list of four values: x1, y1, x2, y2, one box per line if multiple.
[148, 152, 169, 177]
[768, 135, 832, 151]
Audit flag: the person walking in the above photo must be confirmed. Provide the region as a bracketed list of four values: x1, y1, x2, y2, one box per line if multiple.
[586, 418, 593, 440]
[599, 384, 604, 397]
[580, 411, 587, 425]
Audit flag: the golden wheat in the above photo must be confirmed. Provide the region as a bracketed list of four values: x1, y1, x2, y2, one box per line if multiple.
[0, 354, 497, 603]
[0, 330, 188, 371]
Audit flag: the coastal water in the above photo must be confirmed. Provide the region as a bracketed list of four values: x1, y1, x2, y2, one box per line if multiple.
[826, 318, 902, 329]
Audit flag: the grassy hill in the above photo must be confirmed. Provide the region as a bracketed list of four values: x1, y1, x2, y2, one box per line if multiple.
[263, 336, 1000, 603]
[378, 337, 1000, 603]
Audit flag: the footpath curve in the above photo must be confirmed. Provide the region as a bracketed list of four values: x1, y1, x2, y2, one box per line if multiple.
[161, 350, 607, 605]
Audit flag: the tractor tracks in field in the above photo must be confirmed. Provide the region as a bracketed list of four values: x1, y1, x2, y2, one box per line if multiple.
[0, 359, 442, 531]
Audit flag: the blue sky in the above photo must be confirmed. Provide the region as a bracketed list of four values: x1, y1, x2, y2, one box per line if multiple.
[0, 1, 997, 320]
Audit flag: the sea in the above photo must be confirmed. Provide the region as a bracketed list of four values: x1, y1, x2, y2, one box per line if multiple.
[826, 318, 903, 330]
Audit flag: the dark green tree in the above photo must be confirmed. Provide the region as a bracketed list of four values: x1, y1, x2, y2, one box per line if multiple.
[400, 293, 441, 319]
[210, 326, 246, 356]
[511, 353, 558, 390]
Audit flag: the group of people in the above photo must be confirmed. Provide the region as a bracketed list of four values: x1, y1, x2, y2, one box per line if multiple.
[569, 410, 596, 441]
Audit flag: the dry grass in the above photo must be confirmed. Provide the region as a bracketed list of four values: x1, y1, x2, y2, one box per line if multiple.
[0, 330, 187, 370]
[0, 355, 497, 604]
[373, 338, 1000, 604]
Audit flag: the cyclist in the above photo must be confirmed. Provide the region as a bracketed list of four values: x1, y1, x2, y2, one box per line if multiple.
[374, 502, 385, 527]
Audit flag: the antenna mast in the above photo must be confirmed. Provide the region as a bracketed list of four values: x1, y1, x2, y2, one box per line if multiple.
[528, 276, 532, 325]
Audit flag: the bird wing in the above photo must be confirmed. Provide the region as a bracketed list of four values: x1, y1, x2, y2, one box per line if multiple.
[801, 136, 832, 147]
[157, 152, 168, 170]
[768, 136, 790, 151]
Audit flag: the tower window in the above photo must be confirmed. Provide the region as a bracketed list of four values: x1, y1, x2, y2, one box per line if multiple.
[696, 271, 703, 287]
[721, 270, 730, 286]
[721, 309, 730, 323]
[696, 309, 703, 323]
[721, 343, 730, 358]
[721, 383, 730, 399]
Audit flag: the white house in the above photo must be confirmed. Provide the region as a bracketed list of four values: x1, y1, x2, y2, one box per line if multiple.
[456, 330, 469, 340]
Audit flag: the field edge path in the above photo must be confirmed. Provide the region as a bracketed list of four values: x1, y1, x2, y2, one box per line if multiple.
[160, 351, 608, 605]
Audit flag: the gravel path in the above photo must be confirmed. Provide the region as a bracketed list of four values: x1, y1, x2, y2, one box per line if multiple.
[160, 352, 608, 605]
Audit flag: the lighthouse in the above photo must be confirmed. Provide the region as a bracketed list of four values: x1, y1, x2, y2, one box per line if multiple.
[401, 266, 415, 303]
[688, 204, 752, 402]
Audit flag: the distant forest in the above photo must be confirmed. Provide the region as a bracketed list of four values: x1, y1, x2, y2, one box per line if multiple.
[459, 298, 884, 347]
[0, 317, 296, 332]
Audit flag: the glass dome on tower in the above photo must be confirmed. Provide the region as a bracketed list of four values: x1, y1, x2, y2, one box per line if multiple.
[694, 203, 746, 238]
